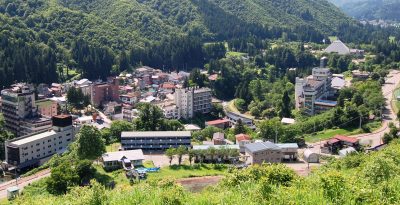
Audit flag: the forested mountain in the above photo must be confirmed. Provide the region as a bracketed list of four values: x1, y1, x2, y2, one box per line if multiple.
[0, 0, 388, 88]
[329, 0, 400, 21]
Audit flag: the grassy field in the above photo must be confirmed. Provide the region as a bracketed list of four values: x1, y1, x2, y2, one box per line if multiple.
[390, 36, 396, 43]
[226, 51, 246, 58]
[392, 88, 400, 114]
[146, 164, 228, 181]
[328, 36, 337, 42]
[304, 127, 362, 143]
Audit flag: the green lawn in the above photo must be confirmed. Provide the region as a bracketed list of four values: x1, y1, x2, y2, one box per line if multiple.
[146, 164, 228, 181]
[305, 127, 362, 143]
[390, 36, 396, 43]
[392, 88, 400, 114]
[226, 51, 246, 58]
[328, 36, 337, 42]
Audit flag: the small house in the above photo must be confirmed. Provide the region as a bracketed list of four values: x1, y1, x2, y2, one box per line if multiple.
[235, 134, 251, 153]
[206, 119, 230, 129]
[7, 186, 19, 200]
[213, 132, 226, 145]
[102, 149, 145, 171]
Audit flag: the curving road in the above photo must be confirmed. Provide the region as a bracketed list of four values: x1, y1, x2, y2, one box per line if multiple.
[308, 70, 400, 152]
[354, 70, 400, 146]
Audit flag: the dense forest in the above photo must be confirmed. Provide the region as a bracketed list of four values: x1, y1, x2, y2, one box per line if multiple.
[0, 0, 367, 88]
[330, 0, 400, 21]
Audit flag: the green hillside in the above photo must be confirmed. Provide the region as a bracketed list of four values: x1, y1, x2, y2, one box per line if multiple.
[1, 0, 353, 47]
[10, 140, 400, 204]
[330, 0, 400, 21]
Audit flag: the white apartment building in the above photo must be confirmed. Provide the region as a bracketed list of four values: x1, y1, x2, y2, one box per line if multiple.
[295, 57, 337, 115]
[174, 87, 212, 119]
[5, 115, 75, 169]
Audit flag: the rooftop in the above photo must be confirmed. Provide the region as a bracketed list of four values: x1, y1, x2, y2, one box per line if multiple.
[121, 131, 191, 138]
[102, 149, 144, 162]
[334, 135, 359, 144]
[276, 143, 299, 149]
[206, 119, 230, 125]
[244, 141, 281, 153]
[10, 130, 57, 146]
[235, 134, 251, 141]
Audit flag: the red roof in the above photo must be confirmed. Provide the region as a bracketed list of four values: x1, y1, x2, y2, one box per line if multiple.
[208, 74, 218, 81]
[334, 135, 359, 144]
[206, 119, 230, 125]
[328, 138, 340, 144]
[235, 134, 251, 141]
[161, 83, 175, 89]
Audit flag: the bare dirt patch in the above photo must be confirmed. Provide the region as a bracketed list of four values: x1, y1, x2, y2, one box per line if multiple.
[176, 176, 223, 192]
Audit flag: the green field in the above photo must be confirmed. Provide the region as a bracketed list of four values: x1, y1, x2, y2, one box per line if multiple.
[392, 88, 400, 114]
[147, 164, 227, 181]
[304, 127, 362, 143]
[226, 51, 247, 58]
[328, 36, 338, 42]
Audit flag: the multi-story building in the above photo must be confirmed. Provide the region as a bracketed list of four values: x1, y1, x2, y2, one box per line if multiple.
[122, 108, 139, 122]
[1, 83, 53, 136]
[121, 131, 191, 151]
[174, 87, 212, 119]
[295, 57, 337, 115]
[91, 78, 120, 107]
[5, 115, 75, 169]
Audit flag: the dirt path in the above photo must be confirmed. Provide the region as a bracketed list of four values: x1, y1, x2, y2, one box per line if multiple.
[176, 176, 223, 192]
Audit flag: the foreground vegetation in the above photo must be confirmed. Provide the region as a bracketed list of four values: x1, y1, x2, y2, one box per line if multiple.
[9, 140, 400, 204]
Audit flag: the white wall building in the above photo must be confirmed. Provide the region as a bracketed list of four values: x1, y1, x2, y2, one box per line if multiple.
[5, 115, 76, 169]
[174, 87, 212, 119]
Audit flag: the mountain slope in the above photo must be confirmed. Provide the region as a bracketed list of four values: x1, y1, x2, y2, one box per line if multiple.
[329, 0, 400, 21]
[1, 0, 353, 47]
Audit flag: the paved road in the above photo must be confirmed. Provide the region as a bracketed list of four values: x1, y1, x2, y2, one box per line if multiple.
[0, 169, 51, 199]
[308, 70, 400, 152]
[354, 70, 400, 146]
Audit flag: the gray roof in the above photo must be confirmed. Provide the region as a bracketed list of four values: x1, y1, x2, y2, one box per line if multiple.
[10, 130, 57, 146]
[331, 77, 346, 89]
[324, 40, 350, 55]
[102, 149, 144, 162]
[244, 141, 281, 153]
[121, 131, 191, 138]
[276, 143, 299, 149]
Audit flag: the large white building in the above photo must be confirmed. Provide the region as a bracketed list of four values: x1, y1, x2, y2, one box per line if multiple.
[295, 57, 337, 115]
[5, 115, 76, 169]
[174, 87, 212, 119]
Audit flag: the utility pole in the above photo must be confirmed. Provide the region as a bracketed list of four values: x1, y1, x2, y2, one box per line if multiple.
[275, 125, 278, 143]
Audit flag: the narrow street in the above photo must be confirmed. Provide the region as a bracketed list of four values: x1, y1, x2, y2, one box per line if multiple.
[0, 169, 51, 199]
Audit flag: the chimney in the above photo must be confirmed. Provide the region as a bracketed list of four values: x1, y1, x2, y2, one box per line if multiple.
[320, 57, 328, 68]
